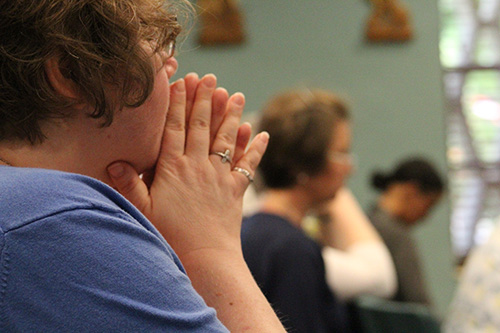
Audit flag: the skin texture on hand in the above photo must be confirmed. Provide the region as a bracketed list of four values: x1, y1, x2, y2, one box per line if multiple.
[107, 73, 285, 332]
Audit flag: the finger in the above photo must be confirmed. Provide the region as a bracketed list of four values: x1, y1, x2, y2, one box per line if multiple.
[165, 57, 178, 80]
[210, 93, 245, 167]
[232, 131, 269, 189]
[185, 74, 216, 156]
[107, 162, 151, 215]
[160, 79, 186, 159]
[141, 170, 155, 188]
[232, 122, 252, 165]
[184, 72, 199, 127]
[210, 87, 229, 145]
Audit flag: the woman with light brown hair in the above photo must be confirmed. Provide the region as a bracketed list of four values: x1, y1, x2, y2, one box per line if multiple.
[0, 0, 285, 331]
[241, 88, 355, 332]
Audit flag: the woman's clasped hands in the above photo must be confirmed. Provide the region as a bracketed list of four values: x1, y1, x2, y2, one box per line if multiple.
[107, 73, 268, 262]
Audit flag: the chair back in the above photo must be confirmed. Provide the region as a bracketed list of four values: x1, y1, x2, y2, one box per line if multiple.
[352, 296, 441, 333]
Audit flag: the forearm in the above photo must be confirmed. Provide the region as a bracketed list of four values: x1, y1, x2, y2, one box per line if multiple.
[181, 249, 286, 332]
[321, 187, 383, 249]
[322, 243, 397, 300]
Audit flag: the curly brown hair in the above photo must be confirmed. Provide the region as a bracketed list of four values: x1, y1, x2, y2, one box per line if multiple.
[257, 88, 350, 189]
[0, 0, 186, 143]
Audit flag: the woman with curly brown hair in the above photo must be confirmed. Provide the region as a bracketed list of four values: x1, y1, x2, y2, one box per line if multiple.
[0, 1, 284, 331]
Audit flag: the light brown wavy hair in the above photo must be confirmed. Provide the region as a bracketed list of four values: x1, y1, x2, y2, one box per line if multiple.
[257, 88, 350, 189]
[0, 0, 187, 143]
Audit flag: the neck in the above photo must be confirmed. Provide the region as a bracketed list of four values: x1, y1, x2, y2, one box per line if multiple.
[259, 189, 311, 227]
[0, 141, 19, 167]
[0, 110, 119, 184]
[0, 132, 106, 182]
[0, 155, 12, 166]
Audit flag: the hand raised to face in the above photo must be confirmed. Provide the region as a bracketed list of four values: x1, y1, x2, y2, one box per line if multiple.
[107, 73, 268, 259]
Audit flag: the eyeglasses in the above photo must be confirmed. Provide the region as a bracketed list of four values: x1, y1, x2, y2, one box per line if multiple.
[166, 15, 178, 58]
[166, 39, 176, 58]
[328, 151, 357, 167]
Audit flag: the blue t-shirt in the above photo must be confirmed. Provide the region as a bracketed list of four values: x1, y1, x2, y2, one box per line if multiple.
[0, 166, 228, 332]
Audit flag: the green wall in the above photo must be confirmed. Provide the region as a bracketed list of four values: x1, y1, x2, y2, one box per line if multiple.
[176, 0, 456, 317]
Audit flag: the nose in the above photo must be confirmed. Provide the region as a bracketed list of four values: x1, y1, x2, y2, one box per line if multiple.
[166, 57, 178, 79]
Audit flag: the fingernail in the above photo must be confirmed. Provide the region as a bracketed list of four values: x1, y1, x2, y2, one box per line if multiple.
[233, 93, 245, 106]
[108, 163, 125, 178]
[202, 74, 216, 88]
[216, 87, 228, 95]
[260, 131, 270, 144]
[173, 79, 185, 92]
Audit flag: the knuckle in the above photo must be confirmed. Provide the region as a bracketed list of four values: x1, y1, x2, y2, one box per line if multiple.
[189, 117, 210, 130]
[216, 132, 235, 145]
[248, 159, 258, 171]
[166, 120, 185, 132]
[242, 153, 259, 171]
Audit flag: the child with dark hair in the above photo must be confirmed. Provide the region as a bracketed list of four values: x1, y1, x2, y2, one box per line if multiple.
[368, 157, 445, 305]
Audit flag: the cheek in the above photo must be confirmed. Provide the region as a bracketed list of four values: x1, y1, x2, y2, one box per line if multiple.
[411, 203, 429, 221]
[138, 70, 170, 137]
[151, 69, 171, 114]
[128, 70, 170, 166]
[331, 164, 351, 182]
[317, 165, 346, 193]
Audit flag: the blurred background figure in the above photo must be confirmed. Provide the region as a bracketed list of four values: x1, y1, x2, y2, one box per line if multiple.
[315, 187, 397, 303]
[442, 217, 500, 332]
[367, 157, 445, 307]
[241, 88, 396, 332]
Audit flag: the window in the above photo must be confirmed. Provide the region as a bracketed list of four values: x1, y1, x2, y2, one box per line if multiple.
[440, 0, 500, 263]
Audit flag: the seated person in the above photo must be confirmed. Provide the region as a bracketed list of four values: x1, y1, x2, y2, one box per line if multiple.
[241, 88, 356, 332]
[242, 106, 397, 304]
[367, 157, 445, 306]
[245, 184, 397, 302]
[0, 0, 285, 331]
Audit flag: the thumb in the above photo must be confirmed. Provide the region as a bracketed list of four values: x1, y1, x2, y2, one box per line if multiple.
[107, 161, 151, 215]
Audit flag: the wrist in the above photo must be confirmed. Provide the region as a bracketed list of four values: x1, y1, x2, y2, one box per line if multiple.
[178, 244, 245, 271]
[317, 212, 332, 224]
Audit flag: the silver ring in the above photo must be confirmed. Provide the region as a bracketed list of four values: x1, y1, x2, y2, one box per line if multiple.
[233, 167, 254, 183]
[210, 149, 232, 164]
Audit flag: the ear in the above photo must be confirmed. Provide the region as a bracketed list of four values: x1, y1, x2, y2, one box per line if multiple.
[45, 57, 80, 100]
[296, 172, 310, 186]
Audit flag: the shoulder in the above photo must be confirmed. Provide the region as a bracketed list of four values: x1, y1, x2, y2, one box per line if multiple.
[0, 168, 227, 331]
[0, 167, 149, 233]
[242, 212, 322, 266]
[0, 166, 176, 272]
[243, 213, 319, 249]
[368, 205, 409, 239]
[0, 210, 225, 330]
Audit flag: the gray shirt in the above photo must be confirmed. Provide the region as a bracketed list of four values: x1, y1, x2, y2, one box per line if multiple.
[368, 205, 432, 306]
